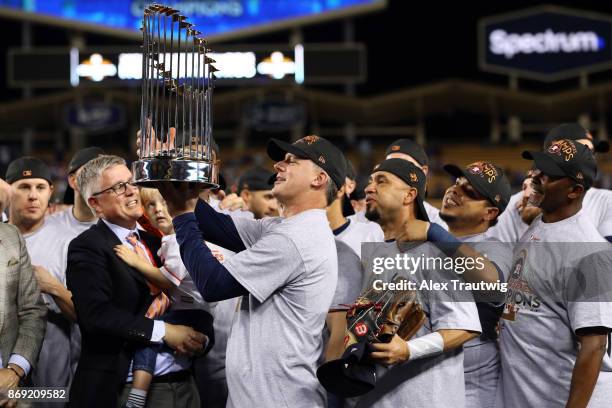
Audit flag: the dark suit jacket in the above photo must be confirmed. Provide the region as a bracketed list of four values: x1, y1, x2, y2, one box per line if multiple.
[66, 220, 162, 408]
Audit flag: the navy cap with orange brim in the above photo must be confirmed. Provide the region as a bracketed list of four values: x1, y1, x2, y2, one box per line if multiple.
[443, 161, 512, 212]
[267, 136, 347, 189]
[523, 139, 597, 189]
[373, 158, 429, 222]
[545, 123, 609, 153]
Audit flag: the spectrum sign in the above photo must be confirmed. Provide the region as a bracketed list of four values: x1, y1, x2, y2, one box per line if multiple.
[479, 6, 612, 81]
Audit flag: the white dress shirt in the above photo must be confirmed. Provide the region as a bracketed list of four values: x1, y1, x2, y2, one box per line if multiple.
[101, 219, 166, 343]
[102, 219, 191, 379]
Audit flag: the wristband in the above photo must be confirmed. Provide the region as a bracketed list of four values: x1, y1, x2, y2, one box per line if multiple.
[426, 223, 462, 257]
[406, 332, 444, 361]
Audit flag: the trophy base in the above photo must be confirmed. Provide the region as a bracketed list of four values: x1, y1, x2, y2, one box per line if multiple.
[132, 158, 219, 189]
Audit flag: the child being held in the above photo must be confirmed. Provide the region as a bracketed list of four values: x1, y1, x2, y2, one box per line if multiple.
[115, 187, 216, 408]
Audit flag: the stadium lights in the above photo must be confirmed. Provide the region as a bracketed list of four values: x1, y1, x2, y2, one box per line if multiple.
[67, 44, 309, 85]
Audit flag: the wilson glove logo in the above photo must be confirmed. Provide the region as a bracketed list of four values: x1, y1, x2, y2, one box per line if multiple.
[354, 323, 369, 337]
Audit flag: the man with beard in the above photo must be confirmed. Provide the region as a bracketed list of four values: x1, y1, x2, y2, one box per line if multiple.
[384, 138, 448, 228]
[438, 161, 513, 408]
[497, 139, 612, 407]
[355, 158, 481, 408]
[327, 170, 383, 258]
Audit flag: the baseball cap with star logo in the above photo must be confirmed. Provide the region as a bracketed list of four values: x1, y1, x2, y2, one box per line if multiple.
[544, 123, 609, 153]
[267, 135, 347, 189]
[443, 161, 512, 212]
[523, 139, 597, 190]
[372, 158, 429, 222]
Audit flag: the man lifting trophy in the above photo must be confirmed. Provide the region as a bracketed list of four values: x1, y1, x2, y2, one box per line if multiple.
[133, 3, 219, 188]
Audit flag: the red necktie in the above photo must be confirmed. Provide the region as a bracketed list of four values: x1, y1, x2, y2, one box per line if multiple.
[126, 233, 170, 318]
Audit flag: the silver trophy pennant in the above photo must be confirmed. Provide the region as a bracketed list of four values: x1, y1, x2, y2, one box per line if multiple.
[133, 3, 219, 187]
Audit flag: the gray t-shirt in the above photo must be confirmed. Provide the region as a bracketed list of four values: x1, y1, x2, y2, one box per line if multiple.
[584, 187, 612, 239]
[331, 239, 363, 309]
[357, 242, 482, 408]
[498, 210, 612, 407]
[335, 219, 384, 259]
[195, 243, 237, 382]
[223, 209, 338, 408]
[47, 207, 97, 237]
[320, 240, 363, 367]
[489, 192, 528, 243]
[24, 208, 96, 312]
[348, 210, 368, 224]
[459, 231, 513, 348]
[198, 297, 239, 381]
[23, 208, 96, 393]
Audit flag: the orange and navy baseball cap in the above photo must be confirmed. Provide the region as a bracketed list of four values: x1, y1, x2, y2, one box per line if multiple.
[385, 138, 429, 167]
[267, 135, 347, 189]
[5, 157, 52, 185]
[523, 139, 597, 190]
[372, 158, 429, 222]
[544, 123, 609, 153]
[443, 161, 512, 212]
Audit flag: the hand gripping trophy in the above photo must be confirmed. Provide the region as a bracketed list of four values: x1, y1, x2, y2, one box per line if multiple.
[133, 3, 219, 188]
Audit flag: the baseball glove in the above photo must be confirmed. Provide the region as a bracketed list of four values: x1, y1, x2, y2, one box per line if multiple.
[317, 278, 426, 397]
[344, 279, 425, 348]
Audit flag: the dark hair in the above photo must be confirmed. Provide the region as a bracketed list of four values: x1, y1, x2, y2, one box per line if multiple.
[325, 178, 339, 206]
[487, 199, 499, 227]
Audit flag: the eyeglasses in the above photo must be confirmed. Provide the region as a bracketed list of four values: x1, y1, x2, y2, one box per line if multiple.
[92, 180, 139, 197]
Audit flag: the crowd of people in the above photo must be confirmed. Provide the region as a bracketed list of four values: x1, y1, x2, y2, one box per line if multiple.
[0, 122, 611, 408]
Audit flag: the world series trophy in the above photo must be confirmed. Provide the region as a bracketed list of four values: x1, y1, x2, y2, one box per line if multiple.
[133, 4, 219, 188]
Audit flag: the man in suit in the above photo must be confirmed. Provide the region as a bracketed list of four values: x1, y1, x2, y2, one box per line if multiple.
[6, 156, 79, 408]
[66, 155, 206, 408]
[0, 222, 46, 406]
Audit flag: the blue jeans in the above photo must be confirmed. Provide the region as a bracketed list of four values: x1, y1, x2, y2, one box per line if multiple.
[132, 308, 214, 374]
